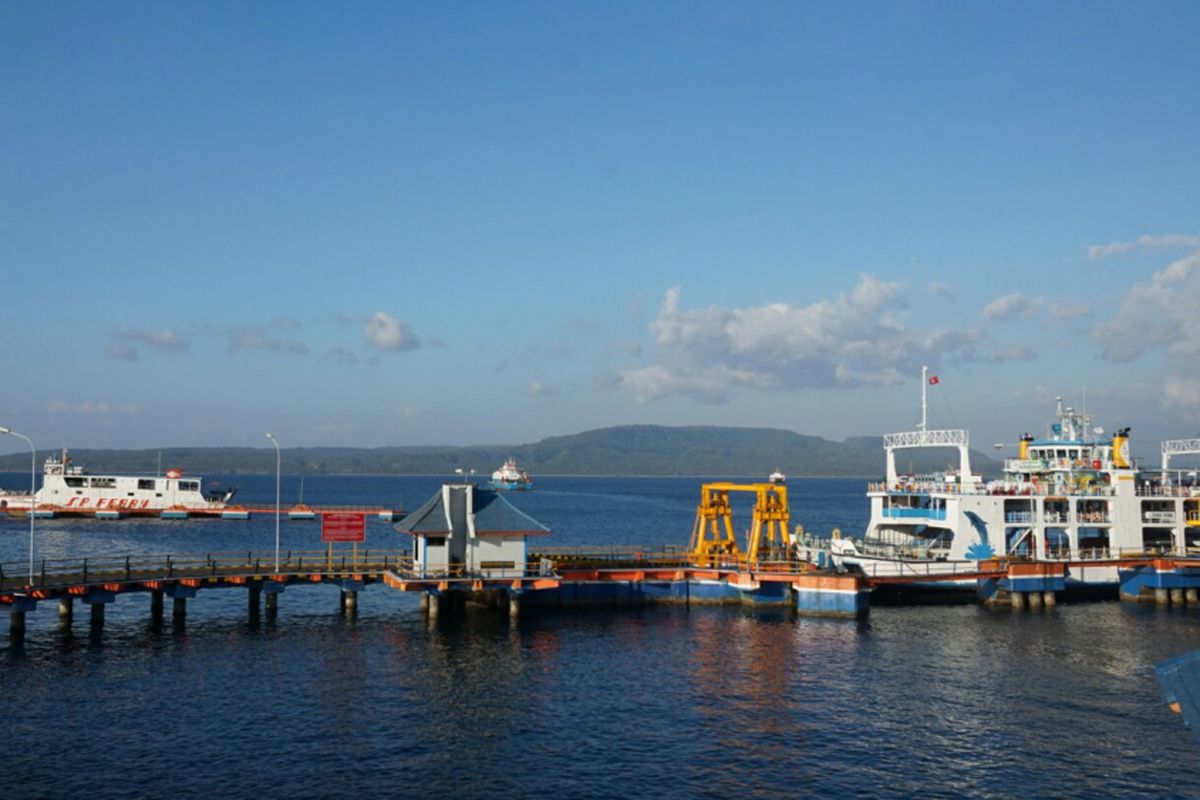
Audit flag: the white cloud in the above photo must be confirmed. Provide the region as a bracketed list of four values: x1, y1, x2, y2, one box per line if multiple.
[105, 327, 189, 359]
[364, 312, 420, 352]
[528, 381, 553, 398]
[105, 341, 138, 361]
[617, 275, 982, 404]
[982, 292, 1042, 322]
[1163, 375, 1200, 410]
[320, 347, 359, 365]
[1087, 233, 1200, 260]
[228, 327, 309, 354]
[928, 282, 957, 302]
[1093, 249, 1200, 362]
[988, 346, 1036, 363]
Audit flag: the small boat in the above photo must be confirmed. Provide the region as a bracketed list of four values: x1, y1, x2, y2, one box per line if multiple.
[221, 506, 250, 520]
[31, 508, 56, 519]
[288, 504, 316, 521]
[769, 469, 786, 484]
[160, 507, 189, 520]
[96, 509, 123, 520]
[489, 458, 533, 491]
[288, 475, 316, 519]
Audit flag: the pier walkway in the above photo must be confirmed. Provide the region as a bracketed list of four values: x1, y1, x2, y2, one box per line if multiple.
[5, 546, 1200, 640]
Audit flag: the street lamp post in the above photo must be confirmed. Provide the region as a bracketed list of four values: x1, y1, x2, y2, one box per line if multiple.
[0, 426, 36, 585]
[266, 432, 281, 572]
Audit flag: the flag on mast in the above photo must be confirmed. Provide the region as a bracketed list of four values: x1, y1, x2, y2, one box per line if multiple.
[929, 375, 940, 385]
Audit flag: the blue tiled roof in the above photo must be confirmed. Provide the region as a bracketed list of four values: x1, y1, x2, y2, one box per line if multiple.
[473, 488, 550, 535]
[394, 491, 450, 535]
[393, 485, 550, 536]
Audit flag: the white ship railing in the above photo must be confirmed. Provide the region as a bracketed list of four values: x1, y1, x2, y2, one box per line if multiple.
[1138, 485, 1200, 498]
[883, 429, 969, 448]
[868, 481, 1119, 498]
[1162, 438, 1200, 472]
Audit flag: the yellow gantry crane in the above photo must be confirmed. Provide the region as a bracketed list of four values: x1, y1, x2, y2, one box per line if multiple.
[688, 482, 793, 565]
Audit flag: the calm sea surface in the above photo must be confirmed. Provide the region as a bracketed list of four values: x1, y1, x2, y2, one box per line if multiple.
[2, 474, 1199, 799]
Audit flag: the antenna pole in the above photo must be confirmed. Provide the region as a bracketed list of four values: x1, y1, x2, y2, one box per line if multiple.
[920, 365, 928, 431]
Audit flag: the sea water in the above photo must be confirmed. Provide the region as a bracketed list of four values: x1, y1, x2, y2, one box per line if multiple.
[1, 474, 1198, 799]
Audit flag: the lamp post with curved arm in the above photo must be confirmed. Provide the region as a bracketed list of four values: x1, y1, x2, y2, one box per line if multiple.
[0, 426, 36, 585]
[266, 432, 281, 572]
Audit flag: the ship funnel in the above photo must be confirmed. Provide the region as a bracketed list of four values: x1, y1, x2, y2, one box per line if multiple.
[1112, 427, 1132, 469]
[1019, 434, 1034, 461]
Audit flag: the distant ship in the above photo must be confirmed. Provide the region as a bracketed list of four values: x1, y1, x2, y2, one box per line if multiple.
[769, 469, 786, 484]
[0, 449, 236, 518]
[489, 458, 533, 491]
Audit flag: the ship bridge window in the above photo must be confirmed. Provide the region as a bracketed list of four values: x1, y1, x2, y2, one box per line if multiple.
[138, 479, 156, 491]
[90, 477, 115, 489]
[64, 477, 84, 488]
[179, 481, 200, 492]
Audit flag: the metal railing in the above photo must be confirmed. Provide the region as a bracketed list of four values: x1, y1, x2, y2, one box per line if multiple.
[0, 549, 411, 593]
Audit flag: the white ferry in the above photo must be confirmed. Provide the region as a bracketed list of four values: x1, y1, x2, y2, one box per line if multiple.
[0, 450, 236, 517]
[489, 458, 533, 491]
[821, 369, 1200, 592]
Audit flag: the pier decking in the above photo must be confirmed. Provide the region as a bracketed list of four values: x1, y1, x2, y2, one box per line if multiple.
[4, 545, 1200, 641]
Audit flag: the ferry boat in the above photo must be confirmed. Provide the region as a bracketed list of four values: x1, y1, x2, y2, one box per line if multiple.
[819, 368, 1200, 593]
[769, 469, 787, 484]
[489, 458, 533, 491]
[0, 450, 237, 517]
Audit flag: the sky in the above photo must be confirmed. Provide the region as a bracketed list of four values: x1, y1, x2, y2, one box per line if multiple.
[2, 1, 1198, 458]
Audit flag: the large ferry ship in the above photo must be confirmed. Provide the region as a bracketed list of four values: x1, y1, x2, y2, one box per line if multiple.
[820, 369, 1200, 592]
[489, 458, 533, 491]
[0, 450, 236, 517]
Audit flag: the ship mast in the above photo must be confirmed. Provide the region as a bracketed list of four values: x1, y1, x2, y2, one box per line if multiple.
[919, 365, 928, 431]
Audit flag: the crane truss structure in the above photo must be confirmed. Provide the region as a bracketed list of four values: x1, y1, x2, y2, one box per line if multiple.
[688, 482, 792, 565]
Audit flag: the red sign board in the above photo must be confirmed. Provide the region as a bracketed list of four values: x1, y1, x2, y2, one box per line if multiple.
[322, 512, 366, 543]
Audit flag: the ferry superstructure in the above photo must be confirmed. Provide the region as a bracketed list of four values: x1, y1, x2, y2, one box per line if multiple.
[825, 369, 1200, 590]
[489, 458, 533, 491]
[0, 450, 235, 516]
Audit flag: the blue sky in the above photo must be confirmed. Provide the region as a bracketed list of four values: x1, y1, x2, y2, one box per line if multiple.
[2, 1, 1198, 456]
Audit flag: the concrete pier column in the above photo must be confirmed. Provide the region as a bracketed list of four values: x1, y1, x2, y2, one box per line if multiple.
[509, 595, 520, 620]
[418, 593, 429, 613]
[59, 597, 74, 622]
[341, 590, 358, 613]
[1010, 591, 1026, 610]
[427, 593, 439, 620]
[1187, 588, 1199, 605]
[10, 610, 26, 640]
[248, 585, 261, 616]
[265, 592, 278, 616]
[173, 597, 187, 621]
[1043, 591, 1056, 608]
[1171, 589, 1185, 606]
[150, 590, 164, 623]
[90, 602, 105, 628]
[1156, 588, 1170, 606]
[1028, 590, 1043, 609]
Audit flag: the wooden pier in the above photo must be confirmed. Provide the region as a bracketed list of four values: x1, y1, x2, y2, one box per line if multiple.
[6, 546, 1200, 641]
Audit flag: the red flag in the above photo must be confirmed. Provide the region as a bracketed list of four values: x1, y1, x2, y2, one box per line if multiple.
[928, 375, 940, 385]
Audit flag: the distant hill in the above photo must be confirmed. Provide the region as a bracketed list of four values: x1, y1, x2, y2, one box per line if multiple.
[0, 425, 1001, 478]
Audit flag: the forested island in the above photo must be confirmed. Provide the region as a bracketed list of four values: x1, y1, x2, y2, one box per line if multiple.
[0, 425, 1000, 478]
